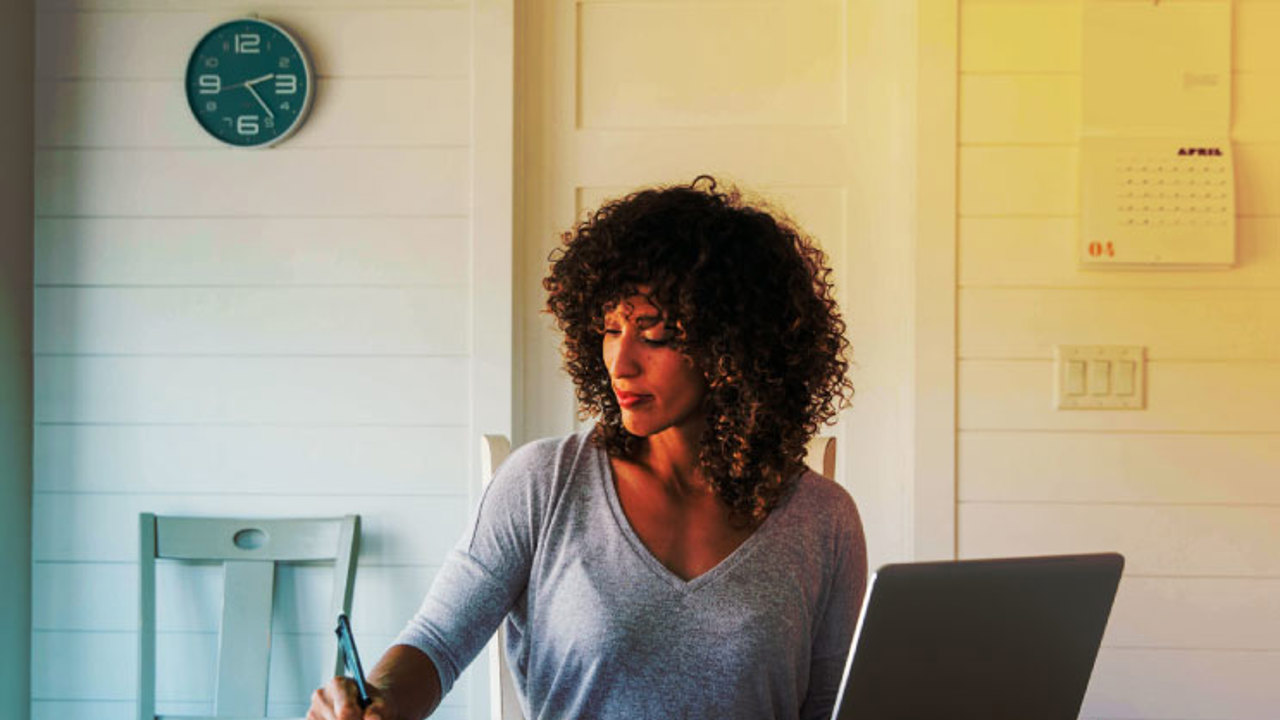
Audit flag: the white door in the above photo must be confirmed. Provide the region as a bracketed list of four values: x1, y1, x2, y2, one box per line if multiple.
[515, 0, 932, 572]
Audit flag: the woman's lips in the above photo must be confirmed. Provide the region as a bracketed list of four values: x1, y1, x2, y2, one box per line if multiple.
[616, 391, 652, 409]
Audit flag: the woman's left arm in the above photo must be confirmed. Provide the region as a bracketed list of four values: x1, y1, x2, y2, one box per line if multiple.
[799, 496, 868, 720]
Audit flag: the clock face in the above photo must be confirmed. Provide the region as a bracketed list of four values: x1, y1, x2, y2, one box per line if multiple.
[185, 18, 313, 148]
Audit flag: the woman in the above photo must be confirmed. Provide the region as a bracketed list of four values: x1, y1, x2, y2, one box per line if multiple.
[309, 177, 866, 720]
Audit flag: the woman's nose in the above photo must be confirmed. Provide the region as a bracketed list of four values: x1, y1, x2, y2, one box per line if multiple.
[607, 334, 640, 377]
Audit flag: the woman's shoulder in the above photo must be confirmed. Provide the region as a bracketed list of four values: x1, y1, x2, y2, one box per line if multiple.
[789, 467, 855, 507]
[775, 470, 867, 582]
[777, 468, 863, 538]
[499, 426, 601, 478]
[479, 427, 608, 542]
[489, 426, 606, 503]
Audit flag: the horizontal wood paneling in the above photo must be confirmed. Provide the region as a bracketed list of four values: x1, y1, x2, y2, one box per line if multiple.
[1237, 143, 1280, 216]
[34, 287, 468, 355]
[959, 360, 1280, 432]
[958, 3, 1280, 719]
[960, 70, 1280, 147]
[34, 148, 468, 217]
[34, 356, 469, 424]
[1234, 72, 1280, 142]
[578, 1, 845, 128]
[959, 1, 1080, 74]
[958, 216, 1280, 288]
[959, 74, 1078, 145]
[36, 77, 469, 148]
[31, 630, 469, 707]
[960, 215, 1076, 285]
[1106, 577, 1280, 651]
[33, 562, 438, 635]
[35, 217, 469, 286]
[961, 68, 1280, 145]
[34, 425, 467, 494]
[958, 146, 1077, 216]
[959, 288, 1280, 360]
[32, 701, 470, 720]
[32, 493, 470, 564]
[37, 0, 466, 10]
[1082, 648, 1280, 720]
[30, 1, 492, 717]
[33, 632, 134, 700]
[958, 504, 1280, 577]
[35, 8, 470, 79]
[959, 431, 1280, 504]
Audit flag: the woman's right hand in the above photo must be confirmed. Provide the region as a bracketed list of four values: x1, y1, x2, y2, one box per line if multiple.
[308, 676, 398, 720]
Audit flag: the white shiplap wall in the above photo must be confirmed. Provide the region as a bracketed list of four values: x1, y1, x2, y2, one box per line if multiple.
[31, 2, 509, 719]
[957, 2, 1280, 719]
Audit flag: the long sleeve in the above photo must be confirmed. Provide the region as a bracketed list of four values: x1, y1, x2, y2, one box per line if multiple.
[799, 491, 868, 720]
[392, 439, 551, 696]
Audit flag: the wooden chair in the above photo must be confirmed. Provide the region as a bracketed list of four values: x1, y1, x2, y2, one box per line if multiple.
[478, 433, 835, 720]
[480, 435, 522, 720]
[805, 434, 838, 480]
[137, 514, 361, 720]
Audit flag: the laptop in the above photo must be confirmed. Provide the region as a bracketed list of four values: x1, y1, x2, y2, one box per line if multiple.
[830, 552, 1124, 720]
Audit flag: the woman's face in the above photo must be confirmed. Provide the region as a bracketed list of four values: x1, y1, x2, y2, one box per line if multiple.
[602, 293, 707, 438]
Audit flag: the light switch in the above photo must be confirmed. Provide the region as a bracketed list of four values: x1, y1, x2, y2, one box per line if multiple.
[1066, 360, 1087, 395]
[1088, 360, 1111, 395]
[1055, 345, 1146, 410]
[1116, 361, 1136, 395]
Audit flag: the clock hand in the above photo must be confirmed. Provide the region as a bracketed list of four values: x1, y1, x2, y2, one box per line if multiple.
[244, 83, 275, 119]
[243, 73, 276, 87]
[221, 73, 275, 92]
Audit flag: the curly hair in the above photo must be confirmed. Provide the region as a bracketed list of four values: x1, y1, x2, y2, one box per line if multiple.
[543, 176, 853, 522]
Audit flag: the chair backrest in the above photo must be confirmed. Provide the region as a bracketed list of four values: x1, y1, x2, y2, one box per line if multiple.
[481, 435, 523, 720]
[806, 435, 837, 479]
[137, 514, 360, 720]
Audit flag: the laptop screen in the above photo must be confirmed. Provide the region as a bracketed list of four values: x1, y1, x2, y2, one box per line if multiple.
[831, 553, 1124, 720]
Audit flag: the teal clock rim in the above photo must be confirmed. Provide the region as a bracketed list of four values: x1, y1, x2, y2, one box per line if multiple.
[184, 16, 315, 149]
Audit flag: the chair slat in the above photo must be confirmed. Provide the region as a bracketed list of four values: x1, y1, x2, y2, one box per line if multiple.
[138, 514, 158, 720]
[482, 435, 522, 720]
[328, 515, 361, 677]
[214, 560, 275, 717]
[156, 517, 342, 561]
[805, 435, 837, 480]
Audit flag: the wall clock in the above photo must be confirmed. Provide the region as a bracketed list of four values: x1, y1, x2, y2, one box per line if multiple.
[185, 17, 314, 148]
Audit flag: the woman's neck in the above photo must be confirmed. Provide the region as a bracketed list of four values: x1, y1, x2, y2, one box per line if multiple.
[633, 421, 709, 498]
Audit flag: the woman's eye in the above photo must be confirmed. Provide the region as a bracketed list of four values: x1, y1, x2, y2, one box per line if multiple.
[602, 328, 621, 336]
[643, 335, 671, 346]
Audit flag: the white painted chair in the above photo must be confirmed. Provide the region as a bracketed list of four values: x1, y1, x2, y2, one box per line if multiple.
[480, 434, 523, 720]
[137, 513, 361, 720]
[478, 433, 836, 720]
[805, 434, 838, 480]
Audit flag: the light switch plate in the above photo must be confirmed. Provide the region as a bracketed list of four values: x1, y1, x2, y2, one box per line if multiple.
[1055, 345, 1146, 410]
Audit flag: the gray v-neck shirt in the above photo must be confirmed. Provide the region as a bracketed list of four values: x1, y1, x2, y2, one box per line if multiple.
[395, 427, 867, 720]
